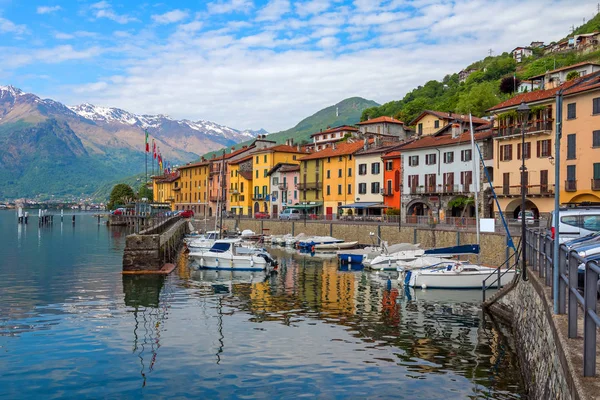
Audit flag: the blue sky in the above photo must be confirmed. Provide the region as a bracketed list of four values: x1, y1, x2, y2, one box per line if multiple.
[0, 0, 598, 131]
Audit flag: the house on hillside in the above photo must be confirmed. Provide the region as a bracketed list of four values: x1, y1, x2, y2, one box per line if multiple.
[409, 110, 489, 137]
[529, 62, 600, 90]
[518, 80, 540, 93]
[511, 47, 533, 63]
[571, 32, 600, 50]
[459, 69, 476, 83]
[356, 116, 408, 140]
[530, 41, 545, 48]
[305, 125, 359, 152]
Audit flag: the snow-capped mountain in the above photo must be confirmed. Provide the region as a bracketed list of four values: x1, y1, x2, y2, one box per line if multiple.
[68, 103, 264, 141]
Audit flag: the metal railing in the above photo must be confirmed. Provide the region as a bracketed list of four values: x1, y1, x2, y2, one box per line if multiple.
[526, 228, 600, 377]
[495, 184, 555, 196]
[592, 179, 600, 191]
[565, 180, 577, 192]
[482, 238, 521, 301]
[496, 120, 554, 138]
[297, 182, 319, 190]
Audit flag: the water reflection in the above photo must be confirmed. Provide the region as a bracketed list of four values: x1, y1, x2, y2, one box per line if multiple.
[123, 275, 168, 388]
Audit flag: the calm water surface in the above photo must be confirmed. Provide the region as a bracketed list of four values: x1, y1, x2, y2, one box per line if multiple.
[0, 211, 525, 399]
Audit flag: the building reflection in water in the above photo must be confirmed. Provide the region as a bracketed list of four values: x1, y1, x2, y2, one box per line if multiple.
[122, 274, 168, 388]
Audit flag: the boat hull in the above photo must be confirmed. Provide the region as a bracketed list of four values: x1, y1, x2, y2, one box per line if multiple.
[314, 241, 358, 251]
[405, 268, 516, 289]
[189, 252, 270, 271]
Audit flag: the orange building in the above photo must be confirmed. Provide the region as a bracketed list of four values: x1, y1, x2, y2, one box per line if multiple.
[381, 149, 402, 210]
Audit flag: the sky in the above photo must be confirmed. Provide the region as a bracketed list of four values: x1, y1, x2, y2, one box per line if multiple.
[0, 0, 597, 131]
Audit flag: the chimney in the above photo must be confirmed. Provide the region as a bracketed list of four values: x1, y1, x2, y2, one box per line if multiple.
[448, 111, 452, 117]
[363, 139, 368, 151]
[451, 123, 461, 138]
[297, 144, 300, 151]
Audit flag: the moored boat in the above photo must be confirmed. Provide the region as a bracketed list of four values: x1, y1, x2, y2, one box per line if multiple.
[313, 241, 358, 251]
[189, 239, 277, 271]
[401, 262, 516, 289]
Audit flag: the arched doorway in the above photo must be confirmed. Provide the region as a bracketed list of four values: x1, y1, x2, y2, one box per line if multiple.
[505, 199, 540, 219]
[254, 202, 260, 214]
[263, 202, 268, 213]
[406, 200, 430, 223]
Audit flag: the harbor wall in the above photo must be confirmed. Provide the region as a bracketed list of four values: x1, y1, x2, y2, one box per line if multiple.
[230, 219, 514, 267]
[123, 218, 187, 271]
[489, 272, 582, 399]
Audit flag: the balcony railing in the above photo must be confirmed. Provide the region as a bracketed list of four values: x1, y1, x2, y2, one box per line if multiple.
[382, 189, 394, 196]
[592, 179, 600, 191]
[252, 194, 264, 200]
[278, 183, 288, 190]
[496, 120, 554, 138]
[231, 189, 239, 194]
[297, 182, 319, 190]
[408, 184, 473, 195]
[495, 184, 555, 196]
[565, 180, 577, 192]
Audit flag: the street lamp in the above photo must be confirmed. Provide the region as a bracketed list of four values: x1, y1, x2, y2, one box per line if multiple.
[517, 101, 530, 281]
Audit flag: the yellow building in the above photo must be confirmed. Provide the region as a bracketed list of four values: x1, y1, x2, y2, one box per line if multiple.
[251, 145, 303, 215]
[487, 71, 600, 218]
[297, 150, 325, 215]
[410, 110, 488, 136]
[152, 171, 180, 210]
[228, 154, 254, 216]
[174, 160, 210, 214]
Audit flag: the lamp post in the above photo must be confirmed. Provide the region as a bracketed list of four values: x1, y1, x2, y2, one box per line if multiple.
[517, 101, 530, 281]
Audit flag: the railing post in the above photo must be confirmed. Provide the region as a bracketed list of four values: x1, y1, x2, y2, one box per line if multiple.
[558, 246, 567, 314]
[546, 238, 553, 287]
[568, 251, 579, 338]
[583, 261, 598, 376]
[537, 232, 544, 273]
[539, 234, 546, 279]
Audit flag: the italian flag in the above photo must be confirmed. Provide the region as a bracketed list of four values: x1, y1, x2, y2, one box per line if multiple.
[145, 130, 149, 152]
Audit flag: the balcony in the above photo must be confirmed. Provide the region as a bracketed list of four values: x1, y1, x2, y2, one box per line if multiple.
[297, 182, 319, 190]
[592, 179, 600, 191]
[252, 194, 264, 200]
[495, 184, 555, 197]
[382, 189, 394, 196]
[209, 196, 219, 202]
[278, 183, 288, 190]
[231, 189, 239, 194]
[496, 120, 553, 139]
[409, 184, 471, 195]
[565, 180, 577, 192]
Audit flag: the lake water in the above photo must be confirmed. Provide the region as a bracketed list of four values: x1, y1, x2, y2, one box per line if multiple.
[0, 211, 526, 399]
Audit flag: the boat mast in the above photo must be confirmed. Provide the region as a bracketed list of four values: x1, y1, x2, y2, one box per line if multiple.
[469, 114, 481, 263]
[218, 149, 226, 239]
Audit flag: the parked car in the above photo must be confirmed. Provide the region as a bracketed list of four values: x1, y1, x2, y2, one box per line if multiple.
[179, 209, 194, 218]
[548, 205, 600, 243]
[517, 210, 535, 224]
[279, 208, 303, 220]
[254, 211, 270, 219]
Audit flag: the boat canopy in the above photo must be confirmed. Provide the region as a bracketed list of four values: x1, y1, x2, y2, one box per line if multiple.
[424, 244, 480, 255]
[339, 202, 387, 209]
[210, 242, 231, 253]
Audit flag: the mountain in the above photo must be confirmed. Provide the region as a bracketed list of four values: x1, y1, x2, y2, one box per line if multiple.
[0, 85, 263, 199]
[202, 97, 379, 158]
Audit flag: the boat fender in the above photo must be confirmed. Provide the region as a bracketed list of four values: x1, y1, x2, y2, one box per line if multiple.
[200, 257, 204, 267]
[250, 258, 254, 267]
[311, 245, 315, 253]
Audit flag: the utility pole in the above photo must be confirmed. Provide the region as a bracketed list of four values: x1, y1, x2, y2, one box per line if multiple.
[488, 49, 493, 57]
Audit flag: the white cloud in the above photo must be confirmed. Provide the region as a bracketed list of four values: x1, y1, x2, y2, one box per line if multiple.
[256, 0, 291, 21]
[207, 0, 254, 14]
[316, 36, 338, 48]
[0, 17, 27, 35]
[55, 32, 74, 40]
[90, 1, 137, 24]
[37, 5, 62, 14]
[54, 31, 97, 40]
[0, 45, 102, 68]
[295, 0, 331, 17]
[151, 9, 189, 24]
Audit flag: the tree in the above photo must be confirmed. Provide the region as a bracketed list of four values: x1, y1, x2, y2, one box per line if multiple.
[500, 76, 521, 94]
[455, 82, 500, 116]
[138, 184, 153, 202]
[566, 71, 580, 81]
[108, 183, 134, 210]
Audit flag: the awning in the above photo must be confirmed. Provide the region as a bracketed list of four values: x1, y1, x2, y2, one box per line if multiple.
[286, 201, 323, 210]
[339, 202, 384, 209]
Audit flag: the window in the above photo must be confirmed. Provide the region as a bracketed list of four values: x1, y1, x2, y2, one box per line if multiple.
[595, 163, 600, 180]
[371, 182, 380, 194]
[255, 170, 259, 178]
[443, 152, 454, 163]
[434, 120, 440, 129]
[263, 155, 267, 163]
[408, 175, 419, 190]
[517, 142, 531, 159]
[339, 156, 343, 162]
[461, 171, 473, 190]
[338, 185, 342, 195]
[418, 123, 423, 135]
[294, 190, 298, 199]
[358, 164, 367, 175]
[256, 156, 259, 164]
[567, 165, 576, 181]
[567, 103, 576, 119]
[293, 155, 297, 160]
[327, 157, 331, 163]
[349, 154, 352, 161]
[262, 185, 268, 196]
[425, 174, 436, 190]
[461, 149, 472, 162]
[338, 169, 342, 178]
[371, 162, 380, 174]
[347, 184, 352, 195]
[425, 153, 437, 165]
[327, 170, 331, 179]
[443, 172, 454, 189]
[567, 134, 576, 160]
[408, 155, 419, 166]
[594, 130, 600, 147]
[386, 161, 393, 171]
[326, 185, 330, 195]
[593, 97, 600, 115]
[358, 183, 367, 194]
[240, 182, 244, 192]
[264, 169, 268, 177]
[500, 144, 513, 161]
[348, 167, 352, 177]
[537, 139, 551, 157]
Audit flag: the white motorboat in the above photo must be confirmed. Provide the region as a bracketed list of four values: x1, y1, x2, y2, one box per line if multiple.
[365, 249, 426, 270]
[189, 239, 277, 271]
[186, 231, 220, 251]
[298, 236, 344, 249]
[313, 241, 358, 251]
[338, 242, 421, 265]
[401, 261, 516, 289]
[395, 256, 450, 270]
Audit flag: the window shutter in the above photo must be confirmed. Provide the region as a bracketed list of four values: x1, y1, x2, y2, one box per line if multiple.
[594, 163, 600, 180]
[500, 145, 504, 161]
[517, 143, 521, 160]
[537, 141, 541, 158]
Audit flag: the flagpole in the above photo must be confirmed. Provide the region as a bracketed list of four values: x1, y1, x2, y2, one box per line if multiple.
[152, 139, 154, 178]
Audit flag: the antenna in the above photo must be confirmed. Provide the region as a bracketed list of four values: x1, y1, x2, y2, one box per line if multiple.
[488, 48, 493, 57]
[336, 106, 339, 117]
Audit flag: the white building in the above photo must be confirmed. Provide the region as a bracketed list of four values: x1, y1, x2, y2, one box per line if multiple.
[530, 62, 600, 90]
[306, 125, 358, 152]
[400, 127, 494, 221]
[511, 47, 533, 63]
[356, 116, 408, 139]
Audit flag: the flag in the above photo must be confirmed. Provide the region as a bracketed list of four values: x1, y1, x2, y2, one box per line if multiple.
[153, 139, 156, 159]
[145, 130, 149, 152]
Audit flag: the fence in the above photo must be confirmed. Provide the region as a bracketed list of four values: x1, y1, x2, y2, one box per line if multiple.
[526, 228, 600, 377]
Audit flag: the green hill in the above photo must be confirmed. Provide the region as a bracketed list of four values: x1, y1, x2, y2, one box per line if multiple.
[203, 97, 379, 158]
